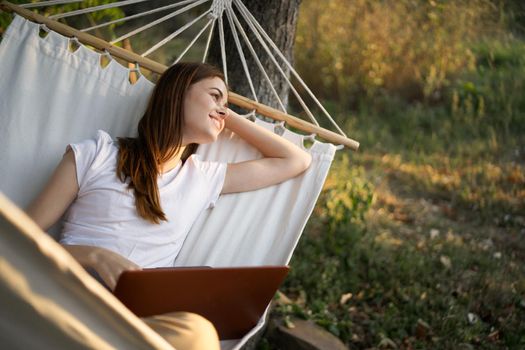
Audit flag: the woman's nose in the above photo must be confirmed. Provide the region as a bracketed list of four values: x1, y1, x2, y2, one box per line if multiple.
[216, 107, 227, 118]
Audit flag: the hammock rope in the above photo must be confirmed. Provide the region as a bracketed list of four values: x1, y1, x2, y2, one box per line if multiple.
[141, 9, 210, 57]
[233, 0, 345, 135]
[201, 17, 215, 62]
[224, 3, 258, 103]
[226, 4, 286, 112]
[109, 0, 208, 45]
[0, 0, 360, 150]
[218, 14, 228, 84]
[173, 17, 214, 65]
[20, 0, 84, 9]
[49, 0, 152, 19]
[230, 1, 319, 124]
[81, 0, 199, 32]
[209, 0, 227, 18]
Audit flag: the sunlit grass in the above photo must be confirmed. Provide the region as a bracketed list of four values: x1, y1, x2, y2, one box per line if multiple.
[270, 14, 525, 348]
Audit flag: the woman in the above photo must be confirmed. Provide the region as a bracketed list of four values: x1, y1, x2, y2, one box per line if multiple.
[26, 62, 311, 349]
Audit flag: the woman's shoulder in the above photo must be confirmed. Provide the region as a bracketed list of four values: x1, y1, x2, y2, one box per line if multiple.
[81, 130, 118, 154]
[94, 129, 113, 142]
[71, 130, 116, 148]
[93, 130, 118, 148]
[69, 130, 119, 182]
[184, 154, 213, 171]
[181, 154, 227, 208]
[184, 154, 227, 179]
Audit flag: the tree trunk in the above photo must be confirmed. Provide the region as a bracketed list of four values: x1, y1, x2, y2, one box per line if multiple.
[207, 0, 301, 111]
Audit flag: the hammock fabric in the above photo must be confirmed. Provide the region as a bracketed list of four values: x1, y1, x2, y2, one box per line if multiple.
[0, 15, 336, 349]
[0, 192, 174, 350]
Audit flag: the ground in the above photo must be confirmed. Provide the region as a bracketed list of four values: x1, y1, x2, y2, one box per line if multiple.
[262, 141, 525, 349]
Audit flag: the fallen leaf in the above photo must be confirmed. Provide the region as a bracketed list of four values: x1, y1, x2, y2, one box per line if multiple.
[488, 330, 499, 342]
[430, 228, 440, 239]
[275, 290, 292, 305]
[378, 337, 397, 348]
[283, 315, 295, 329]
[415, 319, 431, 339]
[440, 204, 457, 219]
[467, 313, 479, 324]
[440, 255, 452, 269]
[479, 238, 494, 251]
[340, 292, 353, 305]
[394, 211, 414, 223]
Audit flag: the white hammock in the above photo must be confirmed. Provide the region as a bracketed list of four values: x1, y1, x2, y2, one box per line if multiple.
[0, 15, 337, 350]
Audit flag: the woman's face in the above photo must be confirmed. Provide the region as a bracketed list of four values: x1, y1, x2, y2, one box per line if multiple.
[182, 76, 228, 145]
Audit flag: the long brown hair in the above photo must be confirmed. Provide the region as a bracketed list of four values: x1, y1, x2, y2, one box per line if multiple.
[117, 62, 225, 224]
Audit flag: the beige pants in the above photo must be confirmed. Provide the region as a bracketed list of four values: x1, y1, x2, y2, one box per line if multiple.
[142, 312, 220, 350]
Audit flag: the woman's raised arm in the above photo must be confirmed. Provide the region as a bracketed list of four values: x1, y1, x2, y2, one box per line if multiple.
[221, 109, 312, 194]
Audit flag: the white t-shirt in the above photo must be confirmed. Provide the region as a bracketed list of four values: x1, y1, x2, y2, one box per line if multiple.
[60, 130, 227, 268]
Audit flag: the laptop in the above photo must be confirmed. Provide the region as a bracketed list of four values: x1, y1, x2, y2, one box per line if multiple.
[113, 266, 289, 339]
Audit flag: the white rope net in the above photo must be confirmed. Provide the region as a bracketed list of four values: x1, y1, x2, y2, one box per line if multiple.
[11, 0, 348, 142]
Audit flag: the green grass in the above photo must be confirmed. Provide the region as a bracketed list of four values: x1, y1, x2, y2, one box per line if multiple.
[263, 39, 525, 349]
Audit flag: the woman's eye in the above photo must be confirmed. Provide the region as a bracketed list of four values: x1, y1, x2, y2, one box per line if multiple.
[211, 93, 219, 100]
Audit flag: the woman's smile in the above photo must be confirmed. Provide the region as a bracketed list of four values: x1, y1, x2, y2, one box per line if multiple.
[209, 114, 223, 130]
[209, 109, 226, 131]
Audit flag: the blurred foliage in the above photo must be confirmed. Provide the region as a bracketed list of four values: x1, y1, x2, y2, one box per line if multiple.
[320, 156, 374, 236]
[0, 0, 210, 70]
[0, 0, 124, 38]
[273, 1, 525, 349]
[281, 159, 375, 341]
[295, 0, 507, 104]
[0, 0, 26, 33]
[292, 0, 525, 157]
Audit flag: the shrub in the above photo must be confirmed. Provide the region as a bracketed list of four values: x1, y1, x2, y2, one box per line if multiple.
[295, 0, 503, 105]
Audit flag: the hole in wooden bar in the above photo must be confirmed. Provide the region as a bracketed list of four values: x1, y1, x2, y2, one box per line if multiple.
[303, 137, 315, 150]
[38, 27, 49, 39]
[128, 63, 140, 85]
[68, 38, 80, 53]
[129, 70, 138, 85]
[100, 54, 111, 69]
[274, 123, 286, 136]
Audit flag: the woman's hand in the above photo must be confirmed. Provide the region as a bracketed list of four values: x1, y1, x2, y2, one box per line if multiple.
[89, 247, 141, 291]
[221, 108, 312, 194]
[62, 245, 141, 291]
